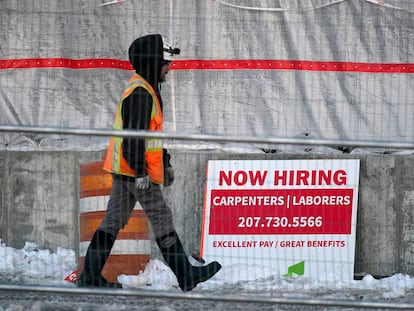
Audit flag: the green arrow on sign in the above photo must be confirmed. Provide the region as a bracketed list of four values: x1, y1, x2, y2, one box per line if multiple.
[283, 261, 305, 277]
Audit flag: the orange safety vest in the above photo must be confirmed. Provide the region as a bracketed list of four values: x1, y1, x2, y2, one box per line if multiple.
[103, 73, 164, 184]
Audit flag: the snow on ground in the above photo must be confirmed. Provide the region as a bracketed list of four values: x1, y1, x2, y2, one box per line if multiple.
[1, 240, 414, 304]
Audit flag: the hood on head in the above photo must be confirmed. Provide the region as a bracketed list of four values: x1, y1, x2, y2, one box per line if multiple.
[128, 34, 164, 87]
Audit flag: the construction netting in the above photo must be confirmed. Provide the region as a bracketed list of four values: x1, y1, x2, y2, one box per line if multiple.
[0, 0, 413, 151]
[1, 2, 414, 309]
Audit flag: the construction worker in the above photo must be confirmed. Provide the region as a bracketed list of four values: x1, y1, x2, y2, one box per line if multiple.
[77, 34, 221, 291]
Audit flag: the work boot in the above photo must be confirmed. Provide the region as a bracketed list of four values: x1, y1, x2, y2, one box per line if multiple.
[157, 232, 221, 291]
[77, 230, 122, 288]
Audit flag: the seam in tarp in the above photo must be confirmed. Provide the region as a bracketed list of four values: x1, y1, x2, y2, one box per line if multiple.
[214, 0, 413, 13]
[214, 0, 346, 12]
[364, 0, 414, 13]
[99, 0, 125, 7]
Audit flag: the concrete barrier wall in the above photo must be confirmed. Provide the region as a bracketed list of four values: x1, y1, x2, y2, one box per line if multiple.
[0, 151, 413, 277]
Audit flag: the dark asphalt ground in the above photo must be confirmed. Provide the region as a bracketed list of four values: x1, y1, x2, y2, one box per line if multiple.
[0, 283, 413, 311]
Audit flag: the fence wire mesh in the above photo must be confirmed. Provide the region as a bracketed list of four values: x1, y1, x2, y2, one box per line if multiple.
[0, 0, 413, 309]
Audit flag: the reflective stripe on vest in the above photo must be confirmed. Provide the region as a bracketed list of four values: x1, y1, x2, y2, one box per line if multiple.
[103, 73, 164, 183]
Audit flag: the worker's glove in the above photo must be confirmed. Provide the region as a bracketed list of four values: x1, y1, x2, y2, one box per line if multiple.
[164, 167, 175, 187]
[135, 175, 150, 190]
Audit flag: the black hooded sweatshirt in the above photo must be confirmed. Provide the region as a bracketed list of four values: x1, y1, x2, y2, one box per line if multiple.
[121, 34, 169, 178]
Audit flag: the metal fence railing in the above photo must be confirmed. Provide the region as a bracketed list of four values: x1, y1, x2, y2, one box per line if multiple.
[1, 125, 414, 150]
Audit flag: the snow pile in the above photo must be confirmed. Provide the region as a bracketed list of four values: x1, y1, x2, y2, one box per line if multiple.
[0, 241, 75, 284]
[1, 240, 414, 302]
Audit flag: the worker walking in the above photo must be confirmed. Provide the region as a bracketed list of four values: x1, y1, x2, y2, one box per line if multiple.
[77, 34, 221, 291]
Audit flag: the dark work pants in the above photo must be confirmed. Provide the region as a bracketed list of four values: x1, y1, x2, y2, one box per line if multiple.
[98, 175, 177, 248]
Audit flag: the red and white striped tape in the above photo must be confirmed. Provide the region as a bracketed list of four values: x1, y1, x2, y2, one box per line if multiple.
[1, 58, 413, 73]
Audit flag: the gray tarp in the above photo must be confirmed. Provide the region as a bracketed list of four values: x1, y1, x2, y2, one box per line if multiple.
[0, 0, 413, 151]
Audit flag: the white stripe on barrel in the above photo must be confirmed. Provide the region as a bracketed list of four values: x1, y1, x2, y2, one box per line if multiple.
[78, 161, 151, 282]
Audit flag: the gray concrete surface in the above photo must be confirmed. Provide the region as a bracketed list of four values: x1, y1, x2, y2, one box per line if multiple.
[0, 151, 413, 277]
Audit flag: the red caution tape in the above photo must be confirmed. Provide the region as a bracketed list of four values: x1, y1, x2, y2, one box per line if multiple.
[170, 59, 414, 73]
[0, 58, 132, 70]
[0, 58, 413, 73]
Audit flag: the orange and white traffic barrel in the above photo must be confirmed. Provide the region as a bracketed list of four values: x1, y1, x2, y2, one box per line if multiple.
[78, 161, 150, 283]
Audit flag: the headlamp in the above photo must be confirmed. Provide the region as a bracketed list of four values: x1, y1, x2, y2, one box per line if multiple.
[163, 43, 180, 61]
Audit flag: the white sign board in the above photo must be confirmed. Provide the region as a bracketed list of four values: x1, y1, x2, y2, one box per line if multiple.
[201, 159, 360, 281]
